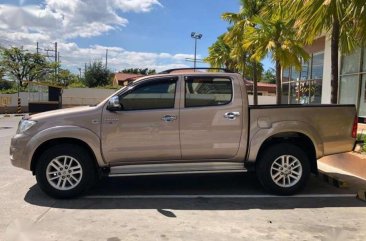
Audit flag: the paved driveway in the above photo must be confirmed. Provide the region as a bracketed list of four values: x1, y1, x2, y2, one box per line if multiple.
[1, 116, 366, 241]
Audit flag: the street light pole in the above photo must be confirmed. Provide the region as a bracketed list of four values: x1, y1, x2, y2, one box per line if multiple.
[194, 37, 197, 69]
[191, 32, 202, 70]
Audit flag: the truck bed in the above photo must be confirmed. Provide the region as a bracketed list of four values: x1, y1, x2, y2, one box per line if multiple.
[247, 104, 356, 161]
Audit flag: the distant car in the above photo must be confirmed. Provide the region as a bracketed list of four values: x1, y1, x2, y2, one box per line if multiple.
[10, 68, 357, 198]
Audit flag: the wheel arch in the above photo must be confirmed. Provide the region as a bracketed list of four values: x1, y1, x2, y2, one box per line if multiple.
[255, 132, 318, 174]
[30, 137, 99, 174]
[27, 126, 107, 174]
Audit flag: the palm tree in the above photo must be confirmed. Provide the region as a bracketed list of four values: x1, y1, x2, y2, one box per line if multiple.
[242, 3, 309, 104]
[204, 34, 237, 71]
[222, 0, 267, 105]
[348, 0, 366, 44]
[284, 0, 358, 104]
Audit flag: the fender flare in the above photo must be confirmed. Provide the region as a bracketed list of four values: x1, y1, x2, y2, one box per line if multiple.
[247, 120, 324, 162]
[27, 125, 106, 170]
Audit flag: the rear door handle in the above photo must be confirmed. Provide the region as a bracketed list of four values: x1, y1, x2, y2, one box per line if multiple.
[224, 112, 240, 120]
[161, 115, 177, 122]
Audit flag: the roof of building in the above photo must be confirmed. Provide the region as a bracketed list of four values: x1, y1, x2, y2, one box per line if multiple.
[114, 73, 144, 82]
[244, 80, 276, 93]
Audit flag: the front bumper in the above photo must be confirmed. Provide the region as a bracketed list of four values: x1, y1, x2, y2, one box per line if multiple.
[10, 134, 32, 170]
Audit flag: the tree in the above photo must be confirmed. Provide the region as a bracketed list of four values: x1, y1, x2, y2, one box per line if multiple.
[121, 68, 156, 75]
[204, 34, 238, 71]
[221, 0, 268, 105]
[83, 61, 110, 87]
[242, 3, 309, 104]
[0, 64, 4, 80]
[0, 80, 14, 90]
[0, 47, 50, 87]
[57, 69, 79, 86]
[284, 0, 358, 104]
[262, 68, 276, 83]
[348, 0, 366, 44]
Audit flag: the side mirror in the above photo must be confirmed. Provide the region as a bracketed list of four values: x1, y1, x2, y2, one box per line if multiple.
[107, 96, 122, 111]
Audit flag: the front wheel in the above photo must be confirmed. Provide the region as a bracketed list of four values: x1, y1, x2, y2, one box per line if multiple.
[256, 143, 310, 195]
[35, 144, 97, 198]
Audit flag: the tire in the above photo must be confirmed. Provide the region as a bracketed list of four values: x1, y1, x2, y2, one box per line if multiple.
[256, 143, 310, 195]
[35, 144, 97, 199]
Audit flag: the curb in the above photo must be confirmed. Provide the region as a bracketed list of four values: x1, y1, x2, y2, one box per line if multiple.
[356, 190, 366, 201]
[318, 171, 348, 188]
[1, 114, 26, 118]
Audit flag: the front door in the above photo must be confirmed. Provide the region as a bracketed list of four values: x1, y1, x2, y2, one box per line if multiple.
[180, 75, 243, 160]
[101, 77, 181, 164]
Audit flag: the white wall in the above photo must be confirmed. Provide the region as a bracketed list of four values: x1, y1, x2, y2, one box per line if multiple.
[247, 95, 276, 105]
[1, 89, 276, 110]
[0, 92, 29, 107]
[0, 88, 117, 108]
[62, 88, 116, 106]
[321, 37, 332, 104]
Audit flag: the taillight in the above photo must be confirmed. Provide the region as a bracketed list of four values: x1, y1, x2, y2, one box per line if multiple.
[352, 115, 358, 138]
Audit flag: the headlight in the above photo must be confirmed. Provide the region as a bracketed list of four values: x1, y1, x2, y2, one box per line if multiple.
[17, 120, 37, 134]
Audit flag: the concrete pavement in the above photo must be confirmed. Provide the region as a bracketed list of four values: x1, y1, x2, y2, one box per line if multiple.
[1, 116, 366, 241]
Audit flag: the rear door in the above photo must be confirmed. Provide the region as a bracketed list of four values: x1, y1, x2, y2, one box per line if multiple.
[179, 75, 243, 160]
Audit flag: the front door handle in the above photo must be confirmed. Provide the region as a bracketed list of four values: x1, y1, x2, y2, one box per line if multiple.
[224, 112, 240, 120]
[162, 115, 177, 122]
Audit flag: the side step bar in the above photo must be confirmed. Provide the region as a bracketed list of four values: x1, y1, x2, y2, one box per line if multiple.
[109, 162, 247, 177]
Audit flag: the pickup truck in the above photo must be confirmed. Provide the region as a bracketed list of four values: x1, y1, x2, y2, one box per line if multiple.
[10, 69, 357, 198]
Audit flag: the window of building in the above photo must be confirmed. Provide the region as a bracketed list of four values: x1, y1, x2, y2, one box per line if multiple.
[120, 78, 177, 110]
[185, 77, 232, 108]
[281, 52, 324, 104]
[340, 47, 366, 117]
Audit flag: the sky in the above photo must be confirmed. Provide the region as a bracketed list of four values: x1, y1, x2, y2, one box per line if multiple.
[0, 0, 273, 73]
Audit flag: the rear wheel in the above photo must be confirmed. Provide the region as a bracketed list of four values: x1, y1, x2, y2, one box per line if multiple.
[35, 144, 96, 198]
[256, 143, 310, 195]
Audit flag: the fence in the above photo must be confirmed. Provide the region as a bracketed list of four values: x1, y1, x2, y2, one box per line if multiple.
[61, 88, 115, 106]
[1, 89, 277, 114]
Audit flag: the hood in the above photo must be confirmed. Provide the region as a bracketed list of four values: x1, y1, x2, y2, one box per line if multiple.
[27, 105, 103, 135]
[30, 106, 95, 121]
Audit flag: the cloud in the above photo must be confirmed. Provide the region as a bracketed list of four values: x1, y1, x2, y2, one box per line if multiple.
[0, 0, 162, 42]
[55, 42, 192, 72]
[0, 0, 194, 73]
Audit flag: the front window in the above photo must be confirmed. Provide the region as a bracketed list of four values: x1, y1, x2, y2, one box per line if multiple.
[119, 78, 177, 111]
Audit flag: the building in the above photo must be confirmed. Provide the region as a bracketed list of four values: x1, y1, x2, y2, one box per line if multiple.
[245, 80, 276, 96]
[113, 73, 144, 86]
[281, 36, 366, 120]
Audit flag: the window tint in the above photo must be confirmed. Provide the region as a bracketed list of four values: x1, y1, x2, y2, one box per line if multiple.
[120, 78, 177, 110]
[185, 77, 232, 107]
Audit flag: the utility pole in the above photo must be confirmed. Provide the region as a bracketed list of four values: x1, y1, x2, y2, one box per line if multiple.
[54, 42, 57, 63]
[36, 42, 40, 54]
[54, 42, 58, 83]
[105, 49, 108, 69]
[44, 42, 58, 82]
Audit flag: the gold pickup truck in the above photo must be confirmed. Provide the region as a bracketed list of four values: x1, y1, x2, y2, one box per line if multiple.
[10, 69, 357, 198]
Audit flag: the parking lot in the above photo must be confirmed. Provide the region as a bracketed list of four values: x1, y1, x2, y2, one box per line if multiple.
[1, 116, 366, 241]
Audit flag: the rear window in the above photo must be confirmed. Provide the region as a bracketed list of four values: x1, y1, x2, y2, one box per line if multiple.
[185, 76, 233, 108]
